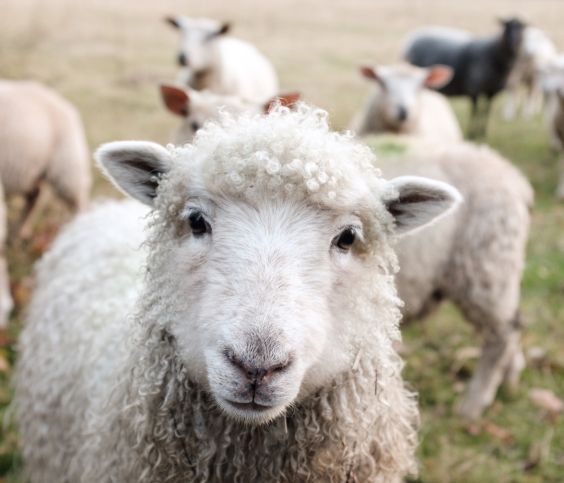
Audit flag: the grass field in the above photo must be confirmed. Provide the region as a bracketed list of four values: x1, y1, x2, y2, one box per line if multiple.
[0, 0, 563, 481]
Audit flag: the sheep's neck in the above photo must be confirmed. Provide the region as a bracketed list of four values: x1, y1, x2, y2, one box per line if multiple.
[131, 343, 416, 483]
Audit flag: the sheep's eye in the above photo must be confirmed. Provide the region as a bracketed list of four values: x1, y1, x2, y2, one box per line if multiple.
[191, 121, 200, 132]
[334, 228, 356, 251]
[188, 212, 208, 235]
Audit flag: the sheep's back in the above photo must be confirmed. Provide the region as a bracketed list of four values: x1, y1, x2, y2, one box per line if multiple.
[362, 135, 532, 322]
[16, 199, 149, 483]
[0, 81, 55, 195]
[0, 80, 90, 199]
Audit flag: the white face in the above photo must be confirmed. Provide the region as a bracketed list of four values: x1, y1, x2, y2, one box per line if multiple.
[97, 128, 461, 426]
[175, 18, 224, 72]
[376, 69, 427, 128]
[157, 194, 363, 424]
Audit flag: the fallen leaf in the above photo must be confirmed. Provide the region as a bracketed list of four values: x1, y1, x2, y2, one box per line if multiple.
[484, 421, 513, 444]
[32, 232, 53, 255]
[466, 423, 482, 436]
[0, 354, 10, 373]
[11, 276, 35, 308]
[530, 388, 564, 415]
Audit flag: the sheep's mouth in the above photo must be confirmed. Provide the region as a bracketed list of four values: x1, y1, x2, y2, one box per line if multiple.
[224, 399, 272, 412]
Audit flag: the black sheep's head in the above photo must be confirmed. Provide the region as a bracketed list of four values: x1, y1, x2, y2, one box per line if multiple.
[500, 18, 526, 55]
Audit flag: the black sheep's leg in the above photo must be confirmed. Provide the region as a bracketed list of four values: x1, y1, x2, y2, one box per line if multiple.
[479, 95, 493, 138]
[468, 96, 479, 139]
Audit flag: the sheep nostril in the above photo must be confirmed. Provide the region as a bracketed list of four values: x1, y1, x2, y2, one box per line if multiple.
[225, 350, 291, 384]
[178, 52, 188, 66]
[397, 106, 408, 122]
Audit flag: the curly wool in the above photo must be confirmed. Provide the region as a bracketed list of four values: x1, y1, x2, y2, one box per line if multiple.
[17, 105, 419, 483]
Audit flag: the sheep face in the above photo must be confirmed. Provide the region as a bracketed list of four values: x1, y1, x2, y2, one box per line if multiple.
[500, 18, 526, 56]
[97, 106, 461, 425]
[360, 64, 453, 131]
[167, 16, 229, 73]
[160, 85, 261, 144]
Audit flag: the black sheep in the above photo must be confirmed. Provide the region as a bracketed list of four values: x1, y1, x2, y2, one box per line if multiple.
[404, 19, 525, 139]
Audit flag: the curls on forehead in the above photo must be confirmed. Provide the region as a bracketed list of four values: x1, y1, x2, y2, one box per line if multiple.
[166, 104, 390, 217]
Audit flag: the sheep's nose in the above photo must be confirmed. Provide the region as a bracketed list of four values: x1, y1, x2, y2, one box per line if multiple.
[226, 351, 291, 386]
[178, 52, 188, 66]
[397, 106, 408, 122]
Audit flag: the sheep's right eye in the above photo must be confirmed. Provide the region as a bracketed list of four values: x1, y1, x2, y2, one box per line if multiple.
[188, 212, 209, 236]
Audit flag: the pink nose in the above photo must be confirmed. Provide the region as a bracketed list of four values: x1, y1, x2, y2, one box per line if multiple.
[225, 351, 291, 386]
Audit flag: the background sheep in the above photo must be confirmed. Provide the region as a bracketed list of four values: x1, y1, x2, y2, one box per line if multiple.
[0, 79, 91, 327]
[160, 83, 300, 144]
[16, 105, 462, 483]
[546, 90, 564, 199]
[503, 27, 558, 120]
[166, 16, 279, 104]
[349, 63, 462, 143]
[403, 19, 526, 138]
[365, 135, 533, 419]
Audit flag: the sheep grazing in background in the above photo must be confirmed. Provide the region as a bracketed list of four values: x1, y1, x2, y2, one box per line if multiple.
[0, 80, 91, 328]
[349, 63, 463, 143]
[404, 19, 526, 139]
[16, 104, 463, 482]
[160, 83, 300, 144]
[166, 16, 279, 104]
[545, 89, 564, 199]
[503, 27, 558, 120]
[365, 135, 533, 419]
[539, 55, 564, 148]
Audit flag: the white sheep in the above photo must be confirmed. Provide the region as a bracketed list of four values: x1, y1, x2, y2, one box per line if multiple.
[160, 83, 300, 144]
[0, 79, 91, 327]
[503, 26, 558, 120]
[365, 135, 533, 419]
[166, 16, 279, 104]
[350, 63, 463, 143]
[16, 104, 462, 483]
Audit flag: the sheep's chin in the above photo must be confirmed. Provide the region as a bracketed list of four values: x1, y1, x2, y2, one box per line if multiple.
[215, 396, 287, 425]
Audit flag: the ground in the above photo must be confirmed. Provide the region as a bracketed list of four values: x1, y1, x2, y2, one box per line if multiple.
[0, 0, 563, 481]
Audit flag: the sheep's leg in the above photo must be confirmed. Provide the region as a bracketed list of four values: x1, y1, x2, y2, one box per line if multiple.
[467, 96, 480, 139]
[13, 182, 45, 241]
[478, 97, 492, 138]
[503, 88, 518, 120]
[557, 154, 564, 200]
[523, 80, 542, 119]
[0, 186, 13, 329]
[458, 324, 521, 419]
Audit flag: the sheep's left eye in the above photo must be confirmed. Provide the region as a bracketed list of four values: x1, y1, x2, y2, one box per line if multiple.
[188, 212, 209, 236]
[334, 228, 356, 251]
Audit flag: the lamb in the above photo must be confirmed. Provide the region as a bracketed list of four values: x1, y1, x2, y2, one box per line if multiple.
[166, 16, 279, 104]
[403, 19, 526, 138]
[503, 27, 558, 120]
[0, 79, 91, 327]
[364, 134, 533, 419]
[160, 83, 300, 144]
[349, 63, 463, 143]
[16, 104, 462, 483]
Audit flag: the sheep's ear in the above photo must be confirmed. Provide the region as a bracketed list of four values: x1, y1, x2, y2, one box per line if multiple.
[166, 17, 182, 29]
[384, 176, 462, 236]
[264, 92, 301, 114]
[424, 65, 454, 89]
[95, 141, 173, 206]
[160, 84, 190, 117]
[360, 65, 379, 81]
[217, 23, 230, 36]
